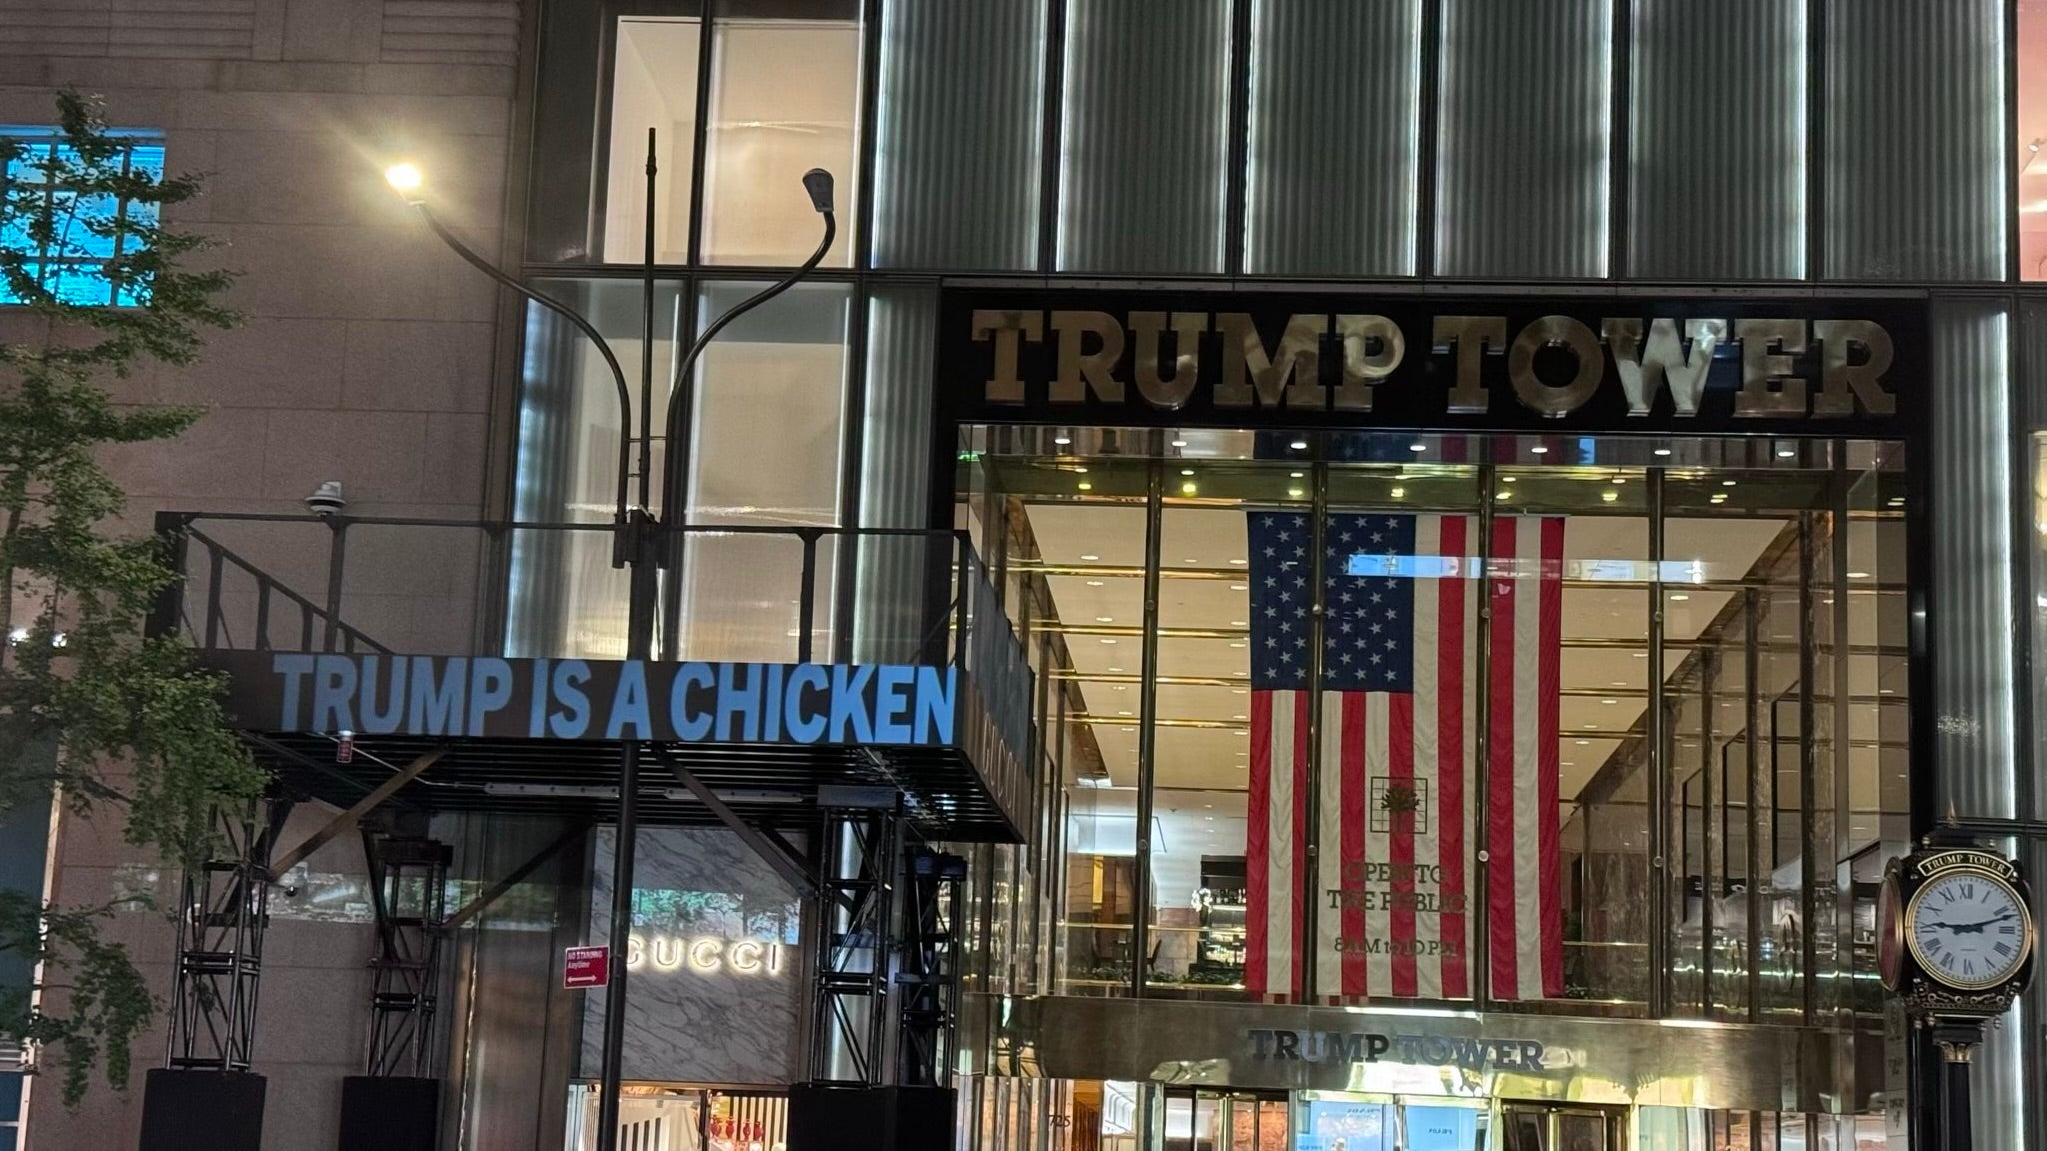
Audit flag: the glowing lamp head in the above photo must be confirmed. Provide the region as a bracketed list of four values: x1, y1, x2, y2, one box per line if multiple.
[384, 162, 425, 201]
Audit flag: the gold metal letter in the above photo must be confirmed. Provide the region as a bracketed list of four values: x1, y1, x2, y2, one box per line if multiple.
[1334, 315, 1403, 412]
[1508, 316, 1604, 418]
[1812, 320, 1897, 417]
[1050, 310, 1126, 403]
[971, 309, 1042, 404]
[1215, 313, 1327, 408]
[1128, 311, 1207, 409]
[1433, 316, 1507, 414]
[1734, 319, 1808, 416]
[1602, 317, 1725, 417]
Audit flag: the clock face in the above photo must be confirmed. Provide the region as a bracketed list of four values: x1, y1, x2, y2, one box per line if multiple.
[1905, 869, 2033, 991]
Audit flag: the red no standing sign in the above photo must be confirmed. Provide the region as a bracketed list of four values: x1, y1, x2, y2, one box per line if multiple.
[563, 945, 609, 989]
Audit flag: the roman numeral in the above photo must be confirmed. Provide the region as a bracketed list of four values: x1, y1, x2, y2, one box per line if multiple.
[1942, 889, 1955, 903]
[1964, 959, 1976, 976]
[1995, 942, 2014, 957]
[2000, 924, 2018, 935]
[1962, 883, 1976, 900]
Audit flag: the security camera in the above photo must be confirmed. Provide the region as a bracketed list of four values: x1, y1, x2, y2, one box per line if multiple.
[305, 480, 346, 518]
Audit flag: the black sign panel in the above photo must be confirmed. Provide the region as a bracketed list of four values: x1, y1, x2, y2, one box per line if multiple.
[937, 289, 1930, 437]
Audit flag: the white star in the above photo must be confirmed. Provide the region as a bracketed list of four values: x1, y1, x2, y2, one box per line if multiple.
[1370, 592, 1382, 604]
[1339, 621, 1353, 634]
[1369, 622, 1382, 634]
[1339, 652, 1353, 664]
[1370, 653, 1382, 665]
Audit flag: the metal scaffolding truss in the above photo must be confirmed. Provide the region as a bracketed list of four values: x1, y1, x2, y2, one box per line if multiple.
[808, 793, 901, 1086]
[165, 798, 292, 1072]
[894, 847, 966, 1089]
[361, 831, 451, 1078]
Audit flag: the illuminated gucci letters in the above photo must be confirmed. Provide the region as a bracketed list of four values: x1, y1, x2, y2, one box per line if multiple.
[624, 934, 787, 976]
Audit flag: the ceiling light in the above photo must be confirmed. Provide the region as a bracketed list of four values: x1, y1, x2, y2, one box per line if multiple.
[1113, 685, 1128, 692]
[1231, 583, 1248, 591]
[1086, 579, 1104, 587]
[1670, 593, 1690, 602]
[1530, 445, 1549, 455]
[1118, 710, 1132, 717]
[1288, 488, 1305, 498]
[1610, 681, 1625, 687]
[1096, 615, 1115, 623]
[1074, 465, 1088, 473]
[1390, 487, 1405, 499]
[1888, 496, 1905, 506]
[1777, 448, 1795, 458]
[1495, 491, 1510, 500]
[1184, 557, 1200, 564]
[1409, 442, 1427, 453]
[1582, 723, 1597, 730]
[1601, 698, 1618, 705]
[1077, 482, 1093, 491]
[1502, 476, 1517, 484]
[1232, 688, 1248, 695]
[1233, 714, 1247, 720]
[1560, 761, 1574, 768]
[1847, 571, 1870, 579]
[1575, 739, 1590, 746]
[1181, 468, 1195, 477]
[1182, 482, 1198, 495]
[1054, 434, 1072, 445]
[1171, 438, 1188, 448]
[1653, 447, 1671, 457]
[1289, 439, 1309, 451]
[1229, 642, 1246, 648]
[1601, 490, 1618, 503]
[1633, 652, 1647, 659]
[1081, 553, 1101, 561]
[1204, 815, 1215, 822]
[1290, 471, 1305, 479]
[1108, 666, 1124, 672]
[1611, 476, 1626, 485]
[1204, 803, 1214, 809]
[1721, 480, 1737, 487]
[1229, 559, 1247, 566]
[1100, 638, 1118, 644]
[1231, 620, 1248, 626]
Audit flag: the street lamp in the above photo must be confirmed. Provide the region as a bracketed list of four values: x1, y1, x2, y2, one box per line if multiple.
[387, 144, 834, 1151]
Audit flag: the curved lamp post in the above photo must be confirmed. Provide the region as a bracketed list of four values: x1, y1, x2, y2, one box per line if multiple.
[385, 150, 834, 1151]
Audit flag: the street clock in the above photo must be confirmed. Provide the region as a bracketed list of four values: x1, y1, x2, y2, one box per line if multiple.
[1880, 843, 2034, 1018]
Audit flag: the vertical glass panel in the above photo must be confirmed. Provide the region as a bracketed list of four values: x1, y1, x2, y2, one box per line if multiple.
[509, 279, 683, 659]
[1151, 464, 1308, 1000]
[1826, 0, 2005, 280]
[679, 282, 850, 660]
[1056, 0, 1232, 274]
[1629, 0, 1805, 280]
[1929, 299, 2015, 817]
[2021, 1, 2047, 279]
[602, 17, 701, 264]
[1243, 0, 1422, 276]
[2026, 301, 2047, 823]
[527, 4, 702, 263]
[854, 287, 939, 663]
[1494, 464, 1649, 1012]
[872, 0, 1046, 269]
[1435, 0, 1612, 278]
[701, 0, 862, 267]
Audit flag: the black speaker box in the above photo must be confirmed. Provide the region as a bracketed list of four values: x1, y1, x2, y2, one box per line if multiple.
[338, 1076, 440, 1151]
[787, 1084, 956, 1151]
[138, 1068, 266, 1151]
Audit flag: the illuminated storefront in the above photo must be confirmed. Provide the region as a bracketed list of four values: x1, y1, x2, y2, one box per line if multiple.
[499, 2, 2047, 1148]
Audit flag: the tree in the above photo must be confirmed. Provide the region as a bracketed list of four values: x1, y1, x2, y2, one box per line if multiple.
[0, 89, 269, 1105]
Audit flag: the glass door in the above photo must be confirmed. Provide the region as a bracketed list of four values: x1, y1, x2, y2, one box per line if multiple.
[1498, 1103, 1624, 1151]
[1162, 1088, 1288, 1151]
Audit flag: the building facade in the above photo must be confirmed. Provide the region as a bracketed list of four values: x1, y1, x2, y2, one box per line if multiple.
[11, 1, 2047, 1150]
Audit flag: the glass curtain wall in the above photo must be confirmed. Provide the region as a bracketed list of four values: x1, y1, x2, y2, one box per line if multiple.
[962, 428, 1910, 1018]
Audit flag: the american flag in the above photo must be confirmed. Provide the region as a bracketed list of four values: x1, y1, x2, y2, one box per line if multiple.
[1244, 511, 1564, 1002]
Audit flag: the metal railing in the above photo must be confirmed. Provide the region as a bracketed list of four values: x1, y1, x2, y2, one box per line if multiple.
[149, 510, 1025, 674]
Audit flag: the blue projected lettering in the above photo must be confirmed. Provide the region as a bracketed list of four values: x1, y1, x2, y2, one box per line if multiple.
[249, 654, 962, 749]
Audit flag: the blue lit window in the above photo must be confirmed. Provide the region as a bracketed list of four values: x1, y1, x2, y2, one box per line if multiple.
[0, 128, 165, 307]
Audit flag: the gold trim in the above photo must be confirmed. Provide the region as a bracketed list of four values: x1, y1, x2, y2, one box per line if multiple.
[1903, 864, 2035, 992]
[1936, 1040, 1976, 1064]
[1879, 871, 1905, 992]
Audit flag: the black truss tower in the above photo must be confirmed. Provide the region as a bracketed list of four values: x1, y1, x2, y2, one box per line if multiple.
[361, 831, 451, 1078]
[808, 795, 902, 1086]
[894, 848, 966, 1089]
[165, 798, 291, 1072]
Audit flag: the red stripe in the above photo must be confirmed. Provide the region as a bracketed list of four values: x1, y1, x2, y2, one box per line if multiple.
[1340, 693, 1367, 998]
[1247, 691, 1273, 996]
[1389, 692, 1417, 998]
[1488, 516, 1519, 1000]
[1292, 692, 1312, 1000]
[1437, 516, 1469, 998]
[1538, 518, 1565, 996]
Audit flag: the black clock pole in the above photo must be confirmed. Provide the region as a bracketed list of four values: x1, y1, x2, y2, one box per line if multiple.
[1929, 1019, 1981, 1151]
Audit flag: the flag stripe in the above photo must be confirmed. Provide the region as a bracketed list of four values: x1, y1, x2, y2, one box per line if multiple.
[1435, 515, 1468, 999]
[1512, 517, 1545, 996]
[1412, 516, 1445, 1000]
[1389, 691, 1418, 997]
[1291, 691, 1310, 998]
[1247, 690, 1273, 994]
[1488, 515, 1519, 999]
[1339, 693, 1367, 997]
[1538, 516, 1566, 997]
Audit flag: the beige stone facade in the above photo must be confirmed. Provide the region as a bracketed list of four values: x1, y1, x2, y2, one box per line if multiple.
[1, 2, 522, 1147]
